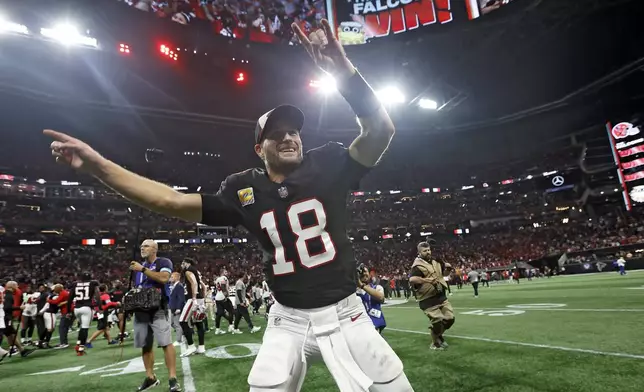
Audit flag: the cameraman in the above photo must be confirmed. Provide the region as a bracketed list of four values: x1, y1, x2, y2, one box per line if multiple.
[410, 241, 455, 351]
[129, 239, 181, 392]
[356, 264, 386, 334]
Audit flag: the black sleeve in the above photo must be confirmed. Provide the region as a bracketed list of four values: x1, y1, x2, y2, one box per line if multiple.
[4, 292, 16, 312]
[410, 267, 424, 278]
[201, 179, 243, 226]
[309, 142, 371, 190]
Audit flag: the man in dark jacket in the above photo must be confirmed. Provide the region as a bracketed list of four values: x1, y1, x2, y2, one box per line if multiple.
[34, 284, 49, 348]
[168, 272, 185, 346]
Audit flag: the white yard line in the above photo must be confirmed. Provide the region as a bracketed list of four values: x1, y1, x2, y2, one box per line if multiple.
[180, 343, 197, 392]
[387, 328, 644, 360]
[388, 307, 644, 312]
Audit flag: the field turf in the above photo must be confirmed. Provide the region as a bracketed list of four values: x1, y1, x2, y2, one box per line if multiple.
[1, 271, 643, 392]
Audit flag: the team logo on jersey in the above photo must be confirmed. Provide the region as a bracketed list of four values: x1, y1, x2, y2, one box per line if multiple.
[278, 186, 288, 199]
[237, 187, 255, 206]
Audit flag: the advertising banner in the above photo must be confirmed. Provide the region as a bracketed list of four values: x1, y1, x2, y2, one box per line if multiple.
[333, 0, 517, 45]
[607, 121, 644, 210]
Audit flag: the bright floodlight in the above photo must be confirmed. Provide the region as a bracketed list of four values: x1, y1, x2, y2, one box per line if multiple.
[418, 98, 438, 110]
[40, 24, 98, 47]
[310, 75, 337, 94]
[376, 87, 405, 104]
[0, 16, 29, 35]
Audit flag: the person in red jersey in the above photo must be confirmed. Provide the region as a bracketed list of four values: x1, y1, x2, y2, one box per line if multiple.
[86, 285, 121, 349]
[12, 284, 22, 320]
[45, 18, 412, 392]
[48, 284, 71, 349]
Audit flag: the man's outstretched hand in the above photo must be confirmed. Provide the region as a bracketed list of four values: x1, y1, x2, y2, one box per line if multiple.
[292, 19, 356, 81]
[44, 129, 103, 172]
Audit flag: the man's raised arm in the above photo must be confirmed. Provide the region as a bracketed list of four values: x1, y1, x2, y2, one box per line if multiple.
[291, 20, 395, 168]
[44, 129, 203, 222]
[347, 105, 395, 168]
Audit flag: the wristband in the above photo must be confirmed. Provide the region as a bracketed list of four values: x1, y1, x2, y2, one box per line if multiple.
[337, 70, 381, 118]
[142, 267, 148, 273]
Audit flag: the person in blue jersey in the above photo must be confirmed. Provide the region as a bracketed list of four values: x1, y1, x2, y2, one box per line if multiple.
[356, 264, 386, 334]
[129, 239, 181, 392]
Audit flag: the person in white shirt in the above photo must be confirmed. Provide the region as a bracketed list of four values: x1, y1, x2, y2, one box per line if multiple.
[467, 269, 480, 298]
[616, 256, 627, 275]
[251, 284, 262, 315]
[0, 284, 7, 361]
[213, 273, 234, 334]
[20, 291, 38, 345]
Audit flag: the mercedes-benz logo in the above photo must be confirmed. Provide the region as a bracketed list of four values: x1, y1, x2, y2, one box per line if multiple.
[552, 176, 565, 187]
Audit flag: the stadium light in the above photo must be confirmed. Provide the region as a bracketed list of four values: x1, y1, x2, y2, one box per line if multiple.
[40, 24, 98, 47]
[119, 43, 130, 54]
[0, 16, 29, 35]
[160, 44, 178, 60]
[310, 75, 337, 94]
[418, 98, 438, 110]
[376, 86, 405, 104]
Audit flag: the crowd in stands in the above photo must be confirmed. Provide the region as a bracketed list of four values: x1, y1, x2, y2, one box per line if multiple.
[2, 145, 642, 288]
[1, 207, 642, 288]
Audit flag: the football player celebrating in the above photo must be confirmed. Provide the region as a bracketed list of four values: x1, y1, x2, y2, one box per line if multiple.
[40, 284, 64, 349]
[179, 258, 207, 357]
[45, 17, 412, 391]
[214, 270, 235, 335]
[70, 274, 100, 354]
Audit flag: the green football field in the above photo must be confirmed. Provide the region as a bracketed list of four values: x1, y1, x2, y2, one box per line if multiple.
[2, 271, 643, 392]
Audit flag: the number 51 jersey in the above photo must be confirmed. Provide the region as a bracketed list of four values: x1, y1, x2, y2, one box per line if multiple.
[201, 142, 370, 309]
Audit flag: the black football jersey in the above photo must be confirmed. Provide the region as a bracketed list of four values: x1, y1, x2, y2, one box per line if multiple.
[72, 281, 99, 308]
[201, 142, 369, 308]
[183, 266, 204, 299]
[110, 288, 125, 303]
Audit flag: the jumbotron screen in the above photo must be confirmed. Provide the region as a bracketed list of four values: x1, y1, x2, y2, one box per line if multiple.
[119, 0, 517, 44]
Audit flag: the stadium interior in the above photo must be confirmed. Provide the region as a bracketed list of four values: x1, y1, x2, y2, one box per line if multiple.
[1, 0, 644, 391]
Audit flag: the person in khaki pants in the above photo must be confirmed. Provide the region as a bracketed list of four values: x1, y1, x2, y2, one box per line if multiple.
[409, 241, 455, 351]
[168, 273, 185, 347]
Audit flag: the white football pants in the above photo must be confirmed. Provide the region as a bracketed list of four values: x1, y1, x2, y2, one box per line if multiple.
[247, 294, 413, 392]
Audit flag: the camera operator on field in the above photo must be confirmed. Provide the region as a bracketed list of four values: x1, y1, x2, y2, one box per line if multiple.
[128, 239, 181, 392]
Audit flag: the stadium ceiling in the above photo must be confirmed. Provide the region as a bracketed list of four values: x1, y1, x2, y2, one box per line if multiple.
[349, 0, 644, 132]
[0, 0, 642, 144]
